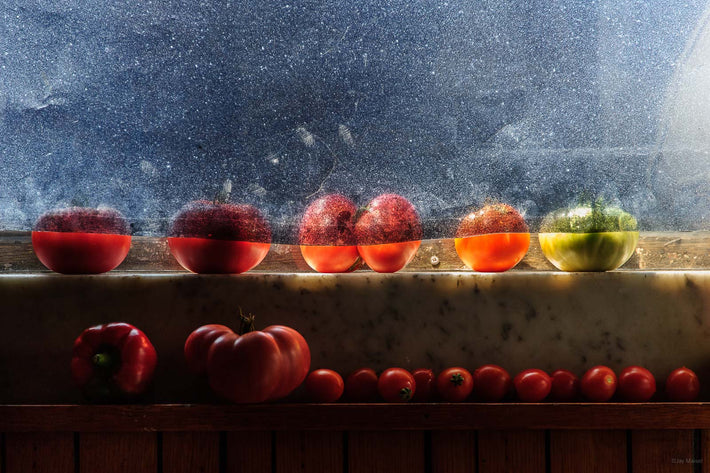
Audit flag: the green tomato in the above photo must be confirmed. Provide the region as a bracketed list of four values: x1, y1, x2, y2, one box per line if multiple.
[538, 231, 639, 271]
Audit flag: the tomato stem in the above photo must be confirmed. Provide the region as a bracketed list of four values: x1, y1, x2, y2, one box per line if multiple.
[450, 373, 465, 386]
[238, 308, 256, 335]
[399, 387, 412, 401]
[92, 352, 113, 369]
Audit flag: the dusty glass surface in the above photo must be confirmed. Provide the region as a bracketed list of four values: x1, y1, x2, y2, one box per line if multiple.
[1, 0, 709, 240]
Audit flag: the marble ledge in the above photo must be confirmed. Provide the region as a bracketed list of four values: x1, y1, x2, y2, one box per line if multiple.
[1, 270, 709, 402]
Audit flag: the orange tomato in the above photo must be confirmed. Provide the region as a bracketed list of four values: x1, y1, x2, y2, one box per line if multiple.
[300, 245, 360, 273]
[357, 240, 421, 273]
[455, 232, 530, 272]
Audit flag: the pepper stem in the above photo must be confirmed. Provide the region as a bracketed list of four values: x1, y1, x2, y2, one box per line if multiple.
[92, 352, 113, 369]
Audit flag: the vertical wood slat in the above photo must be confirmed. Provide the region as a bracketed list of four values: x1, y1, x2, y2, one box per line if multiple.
[162, 432, 219, 473]
[478, 430, 546, 473]
[5, 433, 74, 473]
[348, 431, 425, 473]
[225, 431, 272, 473]
[549, 430, 626, 473]
[275, 431, 343, 473]
[80, 432, 157, 473]
[631, 430, 694, 473]
[430, 431, 476, 473]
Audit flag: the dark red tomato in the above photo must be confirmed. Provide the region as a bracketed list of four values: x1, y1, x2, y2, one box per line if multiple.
[666, 367, 700, 402]
[473, 365, 512, 402]
[580, 366, 617, 402]
[411, 368, 435, 402]
[184, 324, 234, 375]
[263, 325, 311, 400]
[436, 367, 474, 402]
[550, 369, 580, 401]
[514, 369, 552, 402]
[33, 231, 132, 274]
[305, 369, 344, 403]
[377, 368, 416, 403]
[344, 368, 379, 402]
[168, 238, 270, 274]
[618, 366, 656, 402]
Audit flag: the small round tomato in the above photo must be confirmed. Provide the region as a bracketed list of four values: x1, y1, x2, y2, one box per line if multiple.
[357, 241, 421, 273]
[549, 369, 580, 401]
[411, 368, 435, 402]
[300, 245, 361, 273]
[378, 368, 415, 403]
[665, 367, 700, 402]
[436, 367, 474, 402]
[618, 366, 656, 402]
[580, 366, 617, 402]
[305, 369, 344, 403]
[344, 368, 379, 402]
[514, 369, 551, 402]
[472, 365, 512, 402]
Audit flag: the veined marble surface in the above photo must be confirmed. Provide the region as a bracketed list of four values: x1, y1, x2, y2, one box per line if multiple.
[0, 271, 708, 402]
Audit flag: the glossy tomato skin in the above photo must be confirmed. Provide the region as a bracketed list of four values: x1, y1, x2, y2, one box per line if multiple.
[305, 369, 344, 402]
[300, 245, 361, 273]
[473, 365, 512, 402]
[666, 367, 700, 402]
[378, 368, 416, 403]
[357, 241, 421, 273]
[455, 233, 530, 272]
[33, 231, 132, 274]
[580, 366, 617, 402]
[264, 325, 311, 400]
[411, 368, 435, 402]
[184, 324, 234, 375]
[344, 368, 379, 402]
[207, 331, 283, 403]
[514, 369, 552, 402]
[618, 366, 656, 402]
[168, 238, 270, 274]
[436, 367, 474, 402]
[550, 369, 580, 401]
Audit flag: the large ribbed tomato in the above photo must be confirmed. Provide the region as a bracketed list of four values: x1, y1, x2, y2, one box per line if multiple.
[191, 314, 311, 403]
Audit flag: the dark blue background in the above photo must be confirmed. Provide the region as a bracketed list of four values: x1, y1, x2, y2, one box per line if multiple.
[0, 0, 706, 237]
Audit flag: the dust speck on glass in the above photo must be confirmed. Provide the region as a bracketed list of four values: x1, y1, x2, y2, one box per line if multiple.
[1, 0, 709, 240]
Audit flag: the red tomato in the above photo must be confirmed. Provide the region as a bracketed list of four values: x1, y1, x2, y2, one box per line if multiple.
[300, 245, 361, 273]
[454, 233, 530, 272]
[184, 324, 234, 375]
[580, 366, 617, 402]
[549, 369, 580, 401]
[32, 231, 131, 274]
[168, 238, 270, 274]
[357, 241, 421, 273]
[472, 365, 512, 402]
[377, 368, 416, 403]
[411, 368, 435, 402]
[618, 366, 656, 402]
[514, 369, 552, 402]
[305, 369, 344, 402]
[666, 367, 700, 402]
[344, 368, 379, 402]
[436, 367, 474, 402]
[204, 316, 310, 403]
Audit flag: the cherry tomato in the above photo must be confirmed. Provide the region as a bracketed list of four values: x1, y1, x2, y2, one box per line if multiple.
[549, 369, 580, 401]
[436, 367, 474, 402]
[305, 369, 344, 403]
[377, 368, 415, 403]
[580, 366, 617, 402]
[411, 368, 435, 402]
[666, 367, 700, 402]
[344, 368, 379, 402]
[472, 365, 512, 402]
[618, 366, 656, 402]
[514, 369, 551, 402]
[168, 238, 270, 274]
[33, 231, 132, 274]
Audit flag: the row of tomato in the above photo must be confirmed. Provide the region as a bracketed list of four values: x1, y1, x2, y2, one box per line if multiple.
[303, 365, 700, 403]
[30, 193, 633, 275]
[71, 318, 700, 404]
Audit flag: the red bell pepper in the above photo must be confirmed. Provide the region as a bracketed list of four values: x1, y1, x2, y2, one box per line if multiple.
[71, 322, 157, 401]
